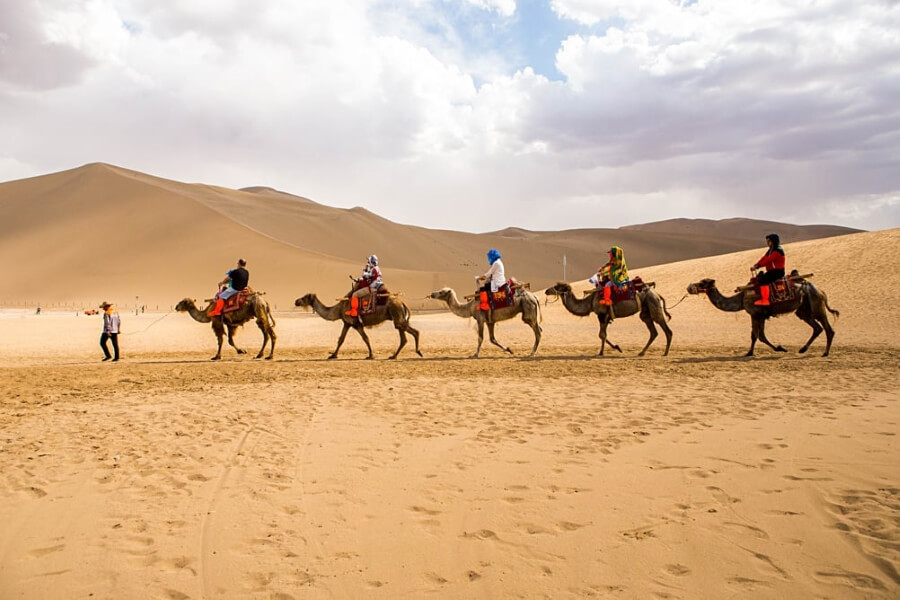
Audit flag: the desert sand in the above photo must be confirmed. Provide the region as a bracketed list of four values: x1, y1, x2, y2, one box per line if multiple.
[1, 228, 898, 599]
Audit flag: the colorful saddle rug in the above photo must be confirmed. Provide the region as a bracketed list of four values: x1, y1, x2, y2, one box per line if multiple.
[489, 282, 516, 310]
[752, 276, 798, 306]
[359, 286, 391, 316]
[609, 276, 648, 303]
[222, 290, 251, 314]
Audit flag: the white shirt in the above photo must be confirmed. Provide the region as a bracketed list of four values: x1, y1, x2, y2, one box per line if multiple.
[484, 259, 506, 292]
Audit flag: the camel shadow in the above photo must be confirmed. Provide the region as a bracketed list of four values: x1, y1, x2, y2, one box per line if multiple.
[675, 354, 790, 365]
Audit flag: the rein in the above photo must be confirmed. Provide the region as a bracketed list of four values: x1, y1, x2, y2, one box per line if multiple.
[121, 311, 174, 336]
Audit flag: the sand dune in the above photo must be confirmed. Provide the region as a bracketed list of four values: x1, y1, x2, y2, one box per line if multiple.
[1, 163, 860, 310]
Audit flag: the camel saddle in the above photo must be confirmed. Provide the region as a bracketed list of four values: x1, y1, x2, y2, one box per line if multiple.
[610, 277, 647, 303]
[751, 276, 799, 306]
[359, 286, 391, 316]
[488, 281, 521, 310]
[222, 290, 251, 314]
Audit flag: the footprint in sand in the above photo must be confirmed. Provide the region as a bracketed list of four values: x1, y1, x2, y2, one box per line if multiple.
[723, 521, 769, 539]
[28, 543, 65, 558]
[664, 563, 691, 576]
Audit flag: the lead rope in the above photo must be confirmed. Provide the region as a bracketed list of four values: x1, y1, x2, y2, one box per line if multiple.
[120, 310, 174, 336]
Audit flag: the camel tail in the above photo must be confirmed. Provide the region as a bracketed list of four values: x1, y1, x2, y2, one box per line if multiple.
[659, 293, 672, 321]
[825, 299, 839, 319]
[262, 299, 276, 328]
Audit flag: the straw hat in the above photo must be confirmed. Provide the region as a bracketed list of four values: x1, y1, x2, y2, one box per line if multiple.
[99, 301, 112, 309]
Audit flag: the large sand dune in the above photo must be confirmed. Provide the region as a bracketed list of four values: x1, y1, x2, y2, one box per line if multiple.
[1, 163, 859, 310]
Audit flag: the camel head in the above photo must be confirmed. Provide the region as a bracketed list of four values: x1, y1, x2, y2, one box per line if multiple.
[686, 279, 716, 295]
[174, 298, 198, 312]
[295, 293, 316, 309]
[544, 282, 573, 297]
[428, 288, 453, 302]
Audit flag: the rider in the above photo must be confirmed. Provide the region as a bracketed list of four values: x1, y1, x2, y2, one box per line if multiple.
[598, 246, 629, 306]
[476, 248, 505, 313]
[346, 254, 383, 318]
[210, 259, 249, 318]
[751, 233, 785, 306]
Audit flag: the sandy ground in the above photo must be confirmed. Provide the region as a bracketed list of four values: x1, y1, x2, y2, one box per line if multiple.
[0, 300, 897, 599]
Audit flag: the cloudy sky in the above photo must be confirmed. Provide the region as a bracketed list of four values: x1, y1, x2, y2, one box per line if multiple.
[2, 0, 899, 233]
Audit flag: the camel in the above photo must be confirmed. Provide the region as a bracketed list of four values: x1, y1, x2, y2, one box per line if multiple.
[428, 286, 542, 357]
[544, 282, 673, 356]
[294, 293, 422, 360]
[175, 294, 276, 360]
[686, 277, 838, 357]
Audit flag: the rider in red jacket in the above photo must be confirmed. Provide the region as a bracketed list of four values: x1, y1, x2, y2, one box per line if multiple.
[752, 234, 785, 305]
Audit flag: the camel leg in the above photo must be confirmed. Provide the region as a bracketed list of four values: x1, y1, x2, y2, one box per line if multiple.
[486, 322, 513, 355]
[659, 318, 673, 356]
[394, 324, 423, 359]
[353, 324, 375, 360]
[409, 325, 423, 357]
[329, 323, 353, 359]
[389, 328, 408, 360]
[821, 316, 835, 357]
[637, 318, 658, 357]
[472, 319, 485, 358]
[749, 318, 786, 356]
[797, 317, 822, 355]
[226, 324, 247, 355]
[526, 317, 541, 357]
[597, 318, 610, 357]
[266, 326, 277, 360]
[211, 323, 225, 361]
[254, 319, 276, 360]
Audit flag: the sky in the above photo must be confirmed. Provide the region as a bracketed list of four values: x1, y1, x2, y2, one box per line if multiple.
[1, 0, 899, 233]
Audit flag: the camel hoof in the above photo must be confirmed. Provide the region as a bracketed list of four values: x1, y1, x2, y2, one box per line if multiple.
[210, 356, 221, 361]
[388, 355, 398, 360]
[237, 349, 247, 355]
[254, 354, 263, 359]
[798, 346, 809, 354]
[366, 355, 374, 360]
[327, 354, 338, 360]
[415, 351, 423, 357]
[265, 356, 274, 361]
[776, 346, 787, 353]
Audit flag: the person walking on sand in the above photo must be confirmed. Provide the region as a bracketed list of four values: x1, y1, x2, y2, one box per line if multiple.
[99, 301, 121, 362]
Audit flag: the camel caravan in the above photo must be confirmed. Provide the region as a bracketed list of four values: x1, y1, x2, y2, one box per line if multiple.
[175, 239, 839, 361]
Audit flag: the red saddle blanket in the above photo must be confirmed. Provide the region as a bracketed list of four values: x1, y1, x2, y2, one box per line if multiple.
[359, 286, 391, 315]
[752, 276, 798, 305]
[222, 290, 250, 314]
[609, 276, 647, 303]
[490, 282, 516, 310]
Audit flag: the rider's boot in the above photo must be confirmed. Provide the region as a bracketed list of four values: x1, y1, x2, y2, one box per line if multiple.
[600, 285, 613, 306]
[209, 298, 225, 317]
[478, 291, 490, 311]
[345, 295, 359, 317]
[754, 285, 771, 306]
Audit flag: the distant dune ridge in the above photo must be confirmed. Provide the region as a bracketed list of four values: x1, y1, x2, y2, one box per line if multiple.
[0, 162, 863, 310]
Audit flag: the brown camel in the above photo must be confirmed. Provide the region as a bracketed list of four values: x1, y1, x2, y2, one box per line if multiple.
[686, 277, 838, 356]
[175, 295, 276, 360]
[294, 292, 422, 360]
[428, 287, 542, 357]
[544, 282, 673, 356]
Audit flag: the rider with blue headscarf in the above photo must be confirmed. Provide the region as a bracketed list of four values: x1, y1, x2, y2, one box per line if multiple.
[476, 248, 505, 312]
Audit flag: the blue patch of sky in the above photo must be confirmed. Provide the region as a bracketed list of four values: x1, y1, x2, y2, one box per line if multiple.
[370, 1, 618, 82]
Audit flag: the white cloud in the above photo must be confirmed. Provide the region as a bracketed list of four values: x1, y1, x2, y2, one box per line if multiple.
[1, 0, 898, 233]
